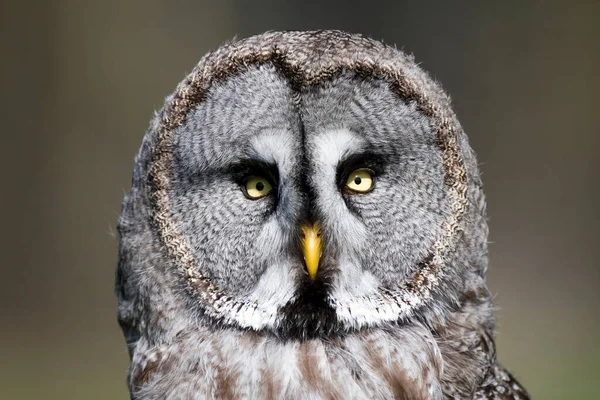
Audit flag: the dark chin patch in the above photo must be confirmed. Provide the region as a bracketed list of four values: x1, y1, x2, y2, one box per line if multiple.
[275, 271, 342, 341]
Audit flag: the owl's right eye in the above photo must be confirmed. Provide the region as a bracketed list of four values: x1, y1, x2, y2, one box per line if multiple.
[244, 176, 273, 199]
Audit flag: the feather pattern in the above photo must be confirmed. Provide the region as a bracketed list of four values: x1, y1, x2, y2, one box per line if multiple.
[116, 30, 530, 399]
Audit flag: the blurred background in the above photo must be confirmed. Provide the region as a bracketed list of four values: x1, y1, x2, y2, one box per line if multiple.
[2, 1, 598, 399]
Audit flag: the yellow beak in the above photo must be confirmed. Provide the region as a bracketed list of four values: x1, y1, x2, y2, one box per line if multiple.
[300, 223, 321, 279]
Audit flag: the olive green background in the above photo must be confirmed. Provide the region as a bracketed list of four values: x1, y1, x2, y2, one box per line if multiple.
[2, 1, 598, 399]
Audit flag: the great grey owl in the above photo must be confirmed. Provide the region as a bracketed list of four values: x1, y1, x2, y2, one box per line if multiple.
[116, 30, 530, 399]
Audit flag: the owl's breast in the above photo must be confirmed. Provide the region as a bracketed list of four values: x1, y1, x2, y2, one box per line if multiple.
[128, 326, 444, 400]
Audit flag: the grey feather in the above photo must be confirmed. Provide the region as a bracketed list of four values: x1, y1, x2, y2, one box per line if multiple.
[116, 30, 529, 399]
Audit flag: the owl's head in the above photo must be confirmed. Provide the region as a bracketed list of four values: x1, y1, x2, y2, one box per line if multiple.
[117, 31, 488, 343]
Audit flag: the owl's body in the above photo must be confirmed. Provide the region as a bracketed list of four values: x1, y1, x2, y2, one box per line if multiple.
[117, 31, 529, 399]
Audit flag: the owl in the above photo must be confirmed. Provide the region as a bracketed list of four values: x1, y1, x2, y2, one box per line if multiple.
[116, 31, 530, 399]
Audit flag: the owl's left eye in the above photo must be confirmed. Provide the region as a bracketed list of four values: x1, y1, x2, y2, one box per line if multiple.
[244, 176, 273, 199]
[345, 169, 374, 193]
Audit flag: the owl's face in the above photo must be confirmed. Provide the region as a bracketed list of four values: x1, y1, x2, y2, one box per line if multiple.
[129, 31, 479, 341]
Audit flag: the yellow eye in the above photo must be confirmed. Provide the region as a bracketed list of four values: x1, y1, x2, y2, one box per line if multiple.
[245, 176, 273, 199]
[345, 169, 374, 193]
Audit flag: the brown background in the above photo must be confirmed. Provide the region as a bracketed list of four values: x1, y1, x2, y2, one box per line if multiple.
[2, 1, 598, 399]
